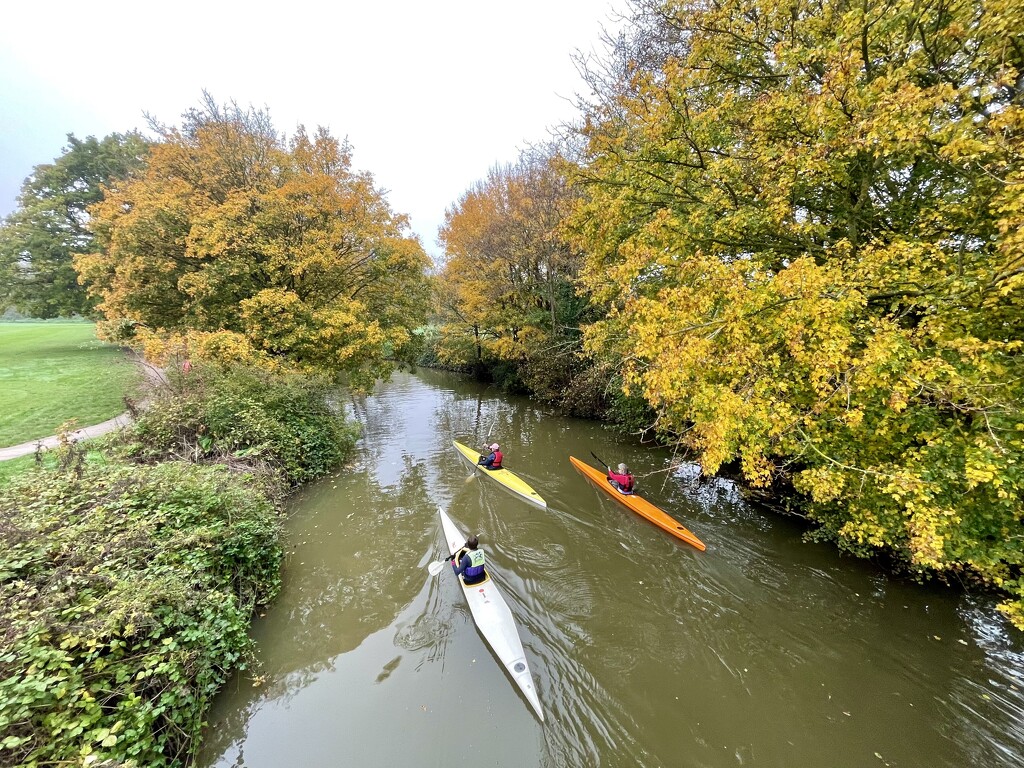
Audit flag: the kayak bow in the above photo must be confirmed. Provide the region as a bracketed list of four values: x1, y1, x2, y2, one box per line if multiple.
[569, 455, 706, 551]
[437, 506, 544, 721]
[453, 440, 547, 508]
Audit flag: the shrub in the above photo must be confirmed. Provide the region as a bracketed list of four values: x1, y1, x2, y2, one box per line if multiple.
[0, 461, 282, 767]
[127, 364, 359, 484]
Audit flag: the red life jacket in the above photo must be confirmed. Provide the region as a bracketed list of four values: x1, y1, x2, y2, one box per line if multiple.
[609, 470, 634, 492]
[492, 449, 503, 468]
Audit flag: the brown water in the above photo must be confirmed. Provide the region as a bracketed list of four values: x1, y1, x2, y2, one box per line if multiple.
[198, 369, 1024, 768]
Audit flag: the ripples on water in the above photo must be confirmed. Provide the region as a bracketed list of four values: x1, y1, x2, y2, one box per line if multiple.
[199, 371, 1024, 768]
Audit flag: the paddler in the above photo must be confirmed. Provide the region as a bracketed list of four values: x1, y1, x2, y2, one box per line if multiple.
[451, 535, 487, 584]
[477, 443, 503, 470]
[607, 463, 635, 494]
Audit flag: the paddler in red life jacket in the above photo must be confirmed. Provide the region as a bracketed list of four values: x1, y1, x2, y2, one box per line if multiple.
[478, 443, 503, 470]
[452, 535, 487, 584]
[607, 463, 635, 494]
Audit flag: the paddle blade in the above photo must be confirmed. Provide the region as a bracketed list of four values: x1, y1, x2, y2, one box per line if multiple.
[427, 561, 447, 576]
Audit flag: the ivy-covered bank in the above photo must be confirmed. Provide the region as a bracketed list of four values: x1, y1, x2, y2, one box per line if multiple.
[0, 365, 359, 767]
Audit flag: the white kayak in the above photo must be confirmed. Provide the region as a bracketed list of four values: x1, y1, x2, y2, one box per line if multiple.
[437, 506, 544, 721]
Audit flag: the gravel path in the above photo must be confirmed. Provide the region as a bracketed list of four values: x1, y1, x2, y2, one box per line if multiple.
[0, 411, 136, 461]
[0, 356, 167, 462]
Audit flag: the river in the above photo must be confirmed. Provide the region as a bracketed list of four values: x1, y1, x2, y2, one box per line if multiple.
[197, 369, 1024, 768]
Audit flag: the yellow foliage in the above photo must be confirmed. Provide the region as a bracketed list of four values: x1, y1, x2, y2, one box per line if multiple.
[77, 97, 430, 379]
[565, 0, 1024, 617]
[436, 149, 584, 368]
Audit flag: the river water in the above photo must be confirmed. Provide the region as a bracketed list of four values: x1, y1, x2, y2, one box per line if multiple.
[197, 370, 1024, 768]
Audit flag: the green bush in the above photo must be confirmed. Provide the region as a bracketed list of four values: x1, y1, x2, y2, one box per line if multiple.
[127, 364, 359, 484]
[0, 461, 282, 767]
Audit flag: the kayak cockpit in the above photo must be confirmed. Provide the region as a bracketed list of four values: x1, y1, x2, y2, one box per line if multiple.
[453, 546, 492, 587]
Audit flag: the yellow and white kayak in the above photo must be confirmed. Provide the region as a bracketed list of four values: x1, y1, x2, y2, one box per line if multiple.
[453, 440, 547, 508]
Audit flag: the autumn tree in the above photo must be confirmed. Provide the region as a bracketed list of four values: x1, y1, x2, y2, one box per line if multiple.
[76, 95, 431, 384]
[0, 133, 149, 317]
[437, 146, 597, 403]
[568, 0, 1024, 623]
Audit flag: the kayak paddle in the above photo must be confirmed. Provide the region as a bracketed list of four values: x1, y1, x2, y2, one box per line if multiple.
[426, 544, 467, 575]
[591, 451, 610, 470]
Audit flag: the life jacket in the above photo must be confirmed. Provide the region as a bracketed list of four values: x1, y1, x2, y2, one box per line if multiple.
[609, 471, 634, 493]
[491, 449, 503, 469]
[464, 548, 486, 579]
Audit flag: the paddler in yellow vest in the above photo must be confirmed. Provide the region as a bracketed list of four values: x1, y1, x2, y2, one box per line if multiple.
[452, 535, 487, 584]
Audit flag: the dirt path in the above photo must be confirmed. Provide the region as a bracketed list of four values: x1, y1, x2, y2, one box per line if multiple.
[0, 355, 167, 462]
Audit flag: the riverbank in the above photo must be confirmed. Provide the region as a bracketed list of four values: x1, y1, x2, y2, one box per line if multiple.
[0, 364, 359, 766]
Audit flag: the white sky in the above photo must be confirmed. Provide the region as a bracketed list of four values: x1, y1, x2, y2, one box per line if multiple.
[0, 0, 627, 261]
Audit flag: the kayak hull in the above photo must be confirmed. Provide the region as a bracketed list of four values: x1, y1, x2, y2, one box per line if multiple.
[569, 456, 706, 551]
[438, 507, 544, 721]
[453, 440, 547, 508]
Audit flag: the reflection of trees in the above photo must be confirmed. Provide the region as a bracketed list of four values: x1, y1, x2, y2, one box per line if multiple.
[199, 452, 437, 763]
[423, 375, 550, 465]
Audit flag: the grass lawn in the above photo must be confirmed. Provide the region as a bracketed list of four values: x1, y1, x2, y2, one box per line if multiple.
[0, 323, 140, 447]
[0, 454, 37, 485]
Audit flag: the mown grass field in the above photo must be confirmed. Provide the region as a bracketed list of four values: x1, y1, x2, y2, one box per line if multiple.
[0, 323, 139, 446]
[0, 453, 36, 484]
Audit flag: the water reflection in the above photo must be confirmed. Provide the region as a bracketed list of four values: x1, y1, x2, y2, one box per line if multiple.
[199, 370, 1024, 768]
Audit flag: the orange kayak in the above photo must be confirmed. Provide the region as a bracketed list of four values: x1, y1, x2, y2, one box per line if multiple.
[569, 456, 706, 551]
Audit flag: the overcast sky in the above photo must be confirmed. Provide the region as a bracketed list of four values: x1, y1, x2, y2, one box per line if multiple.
[0, 0, 627, 260]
